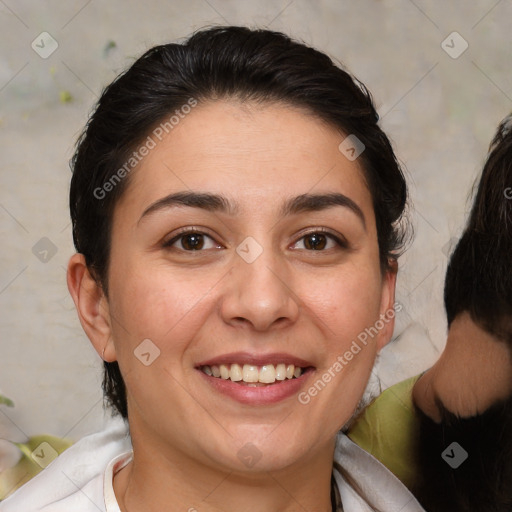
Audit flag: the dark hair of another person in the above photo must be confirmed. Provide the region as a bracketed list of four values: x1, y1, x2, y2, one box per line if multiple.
[69, 25, 410, 419]
[415, 114, 512, 512]
[444, 114, 512, 344]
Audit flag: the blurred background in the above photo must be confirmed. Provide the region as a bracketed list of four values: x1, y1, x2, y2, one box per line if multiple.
[0, 0, 510, 443]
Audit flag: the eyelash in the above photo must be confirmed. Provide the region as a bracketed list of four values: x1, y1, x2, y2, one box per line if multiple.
[162, 227, 348, 252]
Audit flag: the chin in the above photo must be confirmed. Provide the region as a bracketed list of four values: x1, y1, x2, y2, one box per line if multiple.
[220, 428, 320, 474]
[219, 446, 309, 475]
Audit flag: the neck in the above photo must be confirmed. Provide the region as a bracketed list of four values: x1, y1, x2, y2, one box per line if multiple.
[114, 419, 335, 512]
[413, 311, 512, 421]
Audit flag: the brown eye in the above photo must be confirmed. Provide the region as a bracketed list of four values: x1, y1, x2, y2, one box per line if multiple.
[304, 233, 327, 250]
[291, 230, 346, 251]
[163, 230, 221, 251]
[180, 233, 205, 250]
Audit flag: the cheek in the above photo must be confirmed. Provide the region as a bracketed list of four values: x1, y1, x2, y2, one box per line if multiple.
[108, 265, 213, 358]
[304, 261, 383, 343]
[298, 264, 383, 421]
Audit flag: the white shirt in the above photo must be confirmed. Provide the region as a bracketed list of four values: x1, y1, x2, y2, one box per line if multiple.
[0, 418, 425, 512]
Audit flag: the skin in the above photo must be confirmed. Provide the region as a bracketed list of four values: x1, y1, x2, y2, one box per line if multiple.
[413, 311, 512, 421]
[67, 100, 397, 512]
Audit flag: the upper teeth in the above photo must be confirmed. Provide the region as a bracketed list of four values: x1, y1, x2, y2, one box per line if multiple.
[201, 363, 303, 383]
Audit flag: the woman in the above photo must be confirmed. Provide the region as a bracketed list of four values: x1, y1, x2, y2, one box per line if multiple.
[1, 25, 420, 511]
[1, 25, 509, 511]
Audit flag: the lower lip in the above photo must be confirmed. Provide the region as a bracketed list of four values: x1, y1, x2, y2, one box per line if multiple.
[197, 368, 314, 405]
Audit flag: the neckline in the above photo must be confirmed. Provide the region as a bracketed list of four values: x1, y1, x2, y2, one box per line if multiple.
[331, 472, 344, 511]
[104, 450, 133, 512]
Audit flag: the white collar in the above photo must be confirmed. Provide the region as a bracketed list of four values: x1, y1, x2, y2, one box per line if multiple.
[104, 450, 133, 512]
[333, 432, 425, 511]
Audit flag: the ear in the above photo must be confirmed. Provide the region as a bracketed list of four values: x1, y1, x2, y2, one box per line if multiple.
[375, 258, 398, 353]
[66, 253, 116, 362]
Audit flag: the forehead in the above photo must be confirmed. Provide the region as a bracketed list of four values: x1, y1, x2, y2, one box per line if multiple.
[116, 100, 374, 224]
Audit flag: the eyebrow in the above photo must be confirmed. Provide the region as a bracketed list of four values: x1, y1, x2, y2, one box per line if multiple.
[138, 191, 366, 229]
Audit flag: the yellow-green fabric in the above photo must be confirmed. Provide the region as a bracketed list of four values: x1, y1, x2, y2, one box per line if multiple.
[347, 375, 421, 491]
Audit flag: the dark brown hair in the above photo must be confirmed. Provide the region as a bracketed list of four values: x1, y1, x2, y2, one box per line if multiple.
[444, 114, 512, 343]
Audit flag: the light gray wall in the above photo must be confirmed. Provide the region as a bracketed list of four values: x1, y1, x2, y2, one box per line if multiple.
[1, 0, 510, 441]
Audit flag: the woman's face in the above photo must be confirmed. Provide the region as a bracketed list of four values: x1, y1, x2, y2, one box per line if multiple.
[102, 100, 396, 472]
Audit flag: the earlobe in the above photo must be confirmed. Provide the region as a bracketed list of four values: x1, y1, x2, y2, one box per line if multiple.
[376, 260, 398, 352]
[66, 253, 116, 362]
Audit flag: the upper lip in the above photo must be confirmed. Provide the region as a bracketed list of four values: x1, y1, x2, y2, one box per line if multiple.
[196, 352, 315, 368]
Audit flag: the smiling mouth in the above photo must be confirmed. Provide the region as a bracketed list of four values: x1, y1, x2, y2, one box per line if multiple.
[199, 363, 309, 386]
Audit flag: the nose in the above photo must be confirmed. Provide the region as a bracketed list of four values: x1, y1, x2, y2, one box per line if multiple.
[220, 247, 300, 332]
